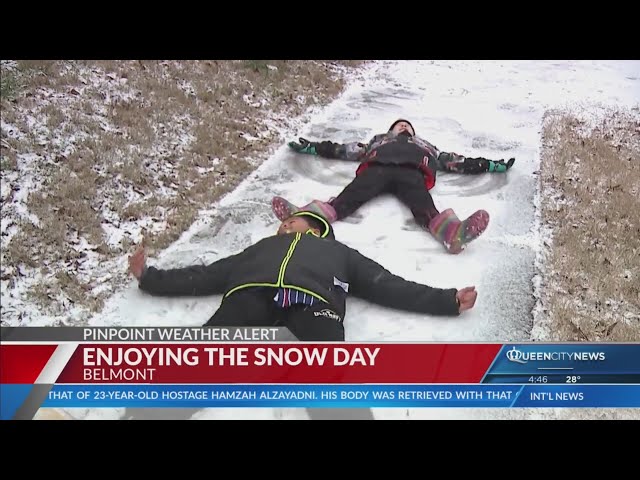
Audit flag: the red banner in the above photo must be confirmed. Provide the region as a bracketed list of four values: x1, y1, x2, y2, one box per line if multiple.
[0, 345, 58, 384]
[54, 343, 502, 384]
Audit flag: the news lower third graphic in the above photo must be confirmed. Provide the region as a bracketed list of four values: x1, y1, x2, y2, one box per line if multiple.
[39, 384, 640, 409]
[482, 343, 640, 384]
[1, 327, 639, 419]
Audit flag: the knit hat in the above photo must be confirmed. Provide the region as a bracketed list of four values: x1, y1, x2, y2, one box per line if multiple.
[293, 210, 335, 240]
[388, 119, 415, 136]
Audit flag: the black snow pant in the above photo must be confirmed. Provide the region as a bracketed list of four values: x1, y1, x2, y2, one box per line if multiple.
[330, 164, 440, 228]
[203, 287, 345, 341]
[200, 288, 375, 421]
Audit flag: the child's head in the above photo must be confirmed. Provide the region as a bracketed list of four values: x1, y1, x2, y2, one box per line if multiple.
[277, 211, 335, 239]
[388, 119, 415, 136]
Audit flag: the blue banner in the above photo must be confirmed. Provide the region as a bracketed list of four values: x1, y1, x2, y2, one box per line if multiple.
[482, 374, 640, 384]
[482, 344, 640, 383]
[39, 384, 640, 408]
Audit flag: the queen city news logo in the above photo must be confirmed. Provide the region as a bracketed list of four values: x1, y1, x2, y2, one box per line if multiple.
[505, 346, 605, 364]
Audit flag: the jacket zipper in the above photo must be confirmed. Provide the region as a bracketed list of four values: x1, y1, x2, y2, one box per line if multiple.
[277, 232, 301, 286]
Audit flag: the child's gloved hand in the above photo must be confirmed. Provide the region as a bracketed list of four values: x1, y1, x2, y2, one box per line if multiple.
[288, 137, 318, 155]
[488, 158, 515, 172]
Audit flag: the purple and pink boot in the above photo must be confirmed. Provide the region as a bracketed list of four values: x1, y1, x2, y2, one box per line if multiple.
[272, 196, 338, 223]
[428, 208, 490, 254]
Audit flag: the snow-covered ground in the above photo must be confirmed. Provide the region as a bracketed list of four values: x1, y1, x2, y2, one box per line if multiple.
[41, 60, 640, 420]
[1, 60, 363, 327]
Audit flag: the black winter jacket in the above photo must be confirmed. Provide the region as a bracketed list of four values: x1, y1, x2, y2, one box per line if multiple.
[138, 231, 460, 320]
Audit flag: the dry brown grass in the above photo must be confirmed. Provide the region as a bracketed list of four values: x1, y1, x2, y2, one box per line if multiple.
[0, 60, 368, 323]
[538, 108, 640, 342]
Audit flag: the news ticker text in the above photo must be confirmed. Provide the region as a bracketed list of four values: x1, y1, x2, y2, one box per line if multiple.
[38, 384, 640, 408]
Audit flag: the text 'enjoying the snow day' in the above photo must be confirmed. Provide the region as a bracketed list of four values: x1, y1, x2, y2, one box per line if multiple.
[82, 346, 381, 367]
